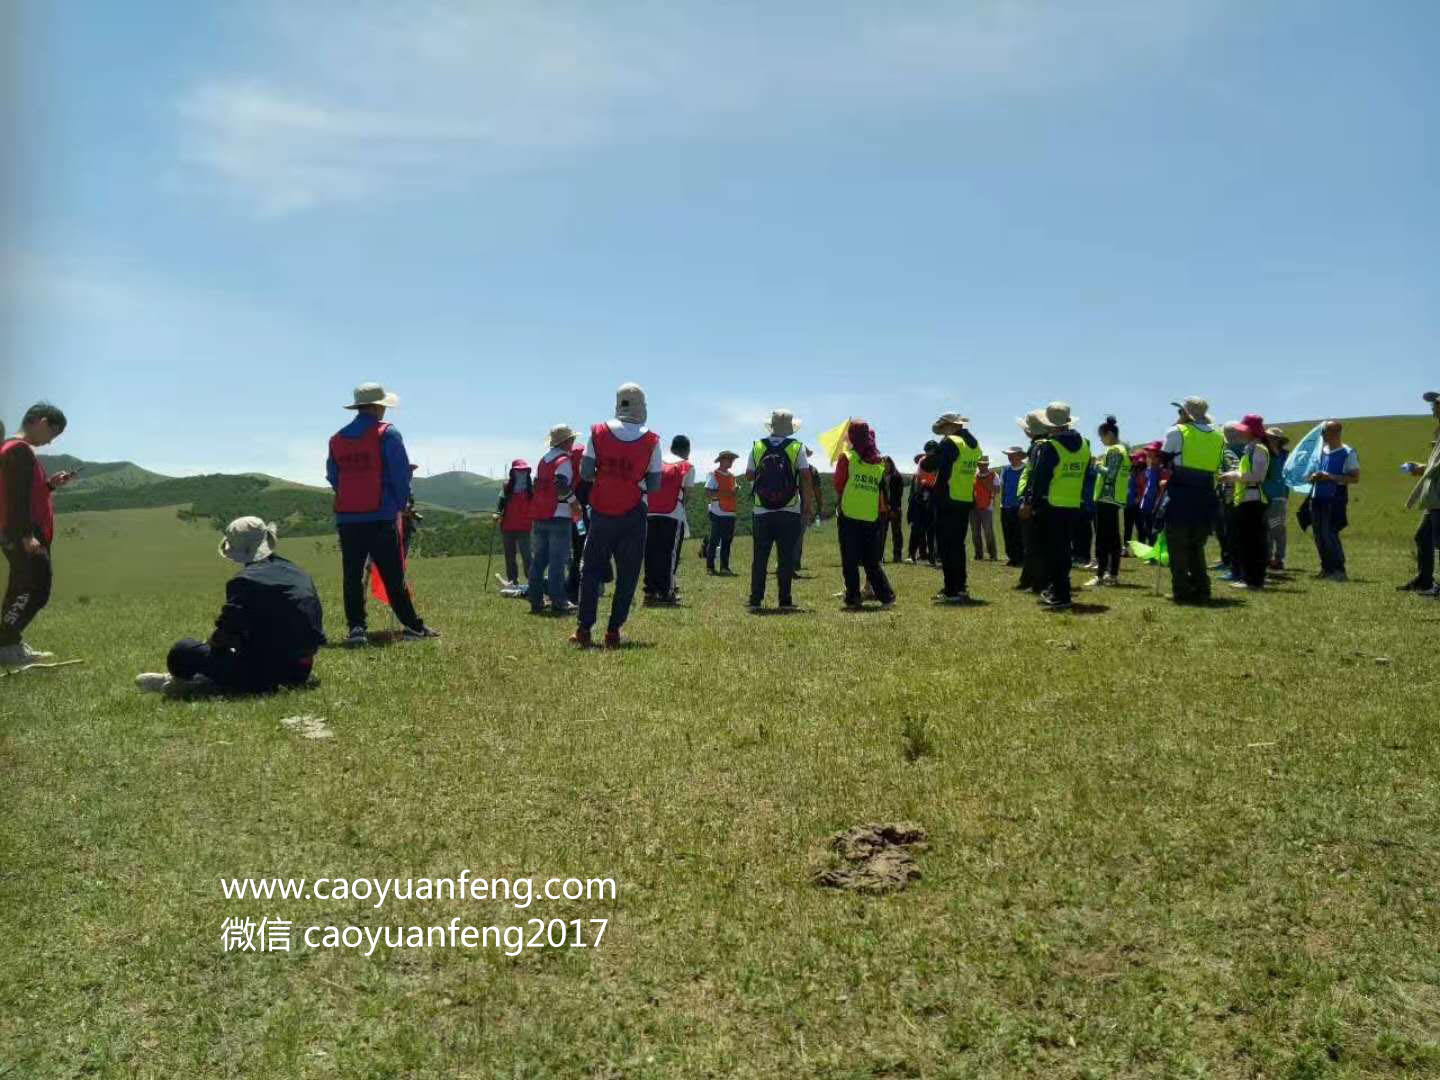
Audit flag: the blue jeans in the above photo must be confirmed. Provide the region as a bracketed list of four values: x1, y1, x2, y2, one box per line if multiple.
[1311, 499, 1345, 574]
[528, 518, 572, 610]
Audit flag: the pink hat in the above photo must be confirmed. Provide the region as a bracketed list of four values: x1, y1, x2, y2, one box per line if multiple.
[510, 458, 531, 471]
[1238, 414, 1266, 440]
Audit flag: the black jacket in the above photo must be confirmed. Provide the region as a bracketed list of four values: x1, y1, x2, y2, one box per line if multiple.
[213, 556, 326, 663]
[920, 430, 980, 506]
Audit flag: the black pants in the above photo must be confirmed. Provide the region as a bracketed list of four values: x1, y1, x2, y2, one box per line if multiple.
[1039, 506, 1077, 603]
[643, 516, 684, 597]
[1415, 509, 1440, 588]
[933, 501, 969, 596]
[566, 520, 584, 602]
[706, 513, 735, 571]
[749, 511, 802, 607]
[338, 520, 423, 631]
[1134, 509, 1155, 545]
[1123, 505, 1138, 545]
[1235, 501, 1268, 588]
[1017, 512, 1046, 592]
[1000, 507, 1023, 566]
[168, 639, 313, 693]
[907, 509, 931, 561]
[1216, 503, 1236, 566]
[838, 516, 894, 603]
[1071, 512, 1093, 564]
[502, 531, 531, 583]
[578, 506, 646, 632]
[1166, 522, 1213, 602]
[1095, 503, 1122, 578]
[886, 515, 904, 562]
[1, 540, 52, 647]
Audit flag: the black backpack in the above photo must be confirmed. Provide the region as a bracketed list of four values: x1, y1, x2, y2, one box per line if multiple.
[751, 439, 800, 511]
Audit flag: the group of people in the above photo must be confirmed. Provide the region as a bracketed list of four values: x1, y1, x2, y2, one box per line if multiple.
[2, 385, 1437, 688]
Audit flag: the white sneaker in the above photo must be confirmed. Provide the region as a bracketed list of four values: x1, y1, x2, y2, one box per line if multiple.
[1084, 576, 1104, 588]
[135, 672, 175, 693]
[20, 642, 55, 661]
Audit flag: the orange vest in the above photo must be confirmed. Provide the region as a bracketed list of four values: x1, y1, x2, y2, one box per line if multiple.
[713, 471, 737, 513]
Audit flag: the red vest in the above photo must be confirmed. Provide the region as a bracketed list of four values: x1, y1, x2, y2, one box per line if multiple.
[531, 453, 569, 520]
[0, 439, 54, 545]
[648, 460, 692, 515]
[329, 422, 389, 513]
[500, 484, 533, 532]
[588, 423, 659, 516]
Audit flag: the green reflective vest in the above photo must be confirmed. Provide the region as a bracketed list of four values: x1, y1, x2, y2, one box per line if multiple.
[946, 437, 984, 503]
[1096, 443, 1131, 506]
[1046, 436, 1092, 509]
[1177, 424, 1224, 475]
[1233, 444, 1270, 507]
[839, 451, 885, 522]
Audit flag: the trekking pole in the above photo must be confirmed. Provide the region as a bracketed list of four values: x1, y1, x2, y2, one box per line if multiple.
[483, 518, 497, 592]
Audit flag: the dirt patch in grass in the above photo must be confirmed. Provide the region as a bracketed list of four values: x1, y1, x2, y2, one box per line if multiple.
[813, 822, 928, 894]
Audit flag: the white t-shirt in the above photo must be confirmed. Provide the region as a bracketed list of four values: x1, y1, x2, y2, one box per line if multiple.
[705, 470, 737, 518]
[538, 447, 575, 519]
[748, 437, 810, 515]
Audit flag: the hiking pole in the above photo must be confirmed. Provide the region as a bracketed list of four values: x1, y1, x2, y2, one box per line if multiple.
[483, 518, 497, 592]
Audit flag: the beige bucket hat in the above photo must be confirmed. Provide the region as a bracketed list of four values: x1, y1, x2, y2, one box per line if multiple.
[345, 382, 399, 409]
[1017, 409, 1051, 437]
[1044, 401, 1075, 428]
[766, 409, 801, 437]
[548, 424, 578, 447]
[931, 412, 969, 434]
[219, 516, 277, 565]
[1171, 396, 1212, 424]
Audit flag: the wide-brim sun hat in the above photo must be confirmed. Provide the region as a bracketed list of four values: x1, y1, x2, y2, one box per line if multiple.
[1017, 410, 1051, 437]
[766, 409, 801, 437]
[1003, 445, 1026, 456]
[219, 516, 277, 565]
[931, 412, 968, 434]
[1237, 414, 1267, 440]
[1044, 401, 1075, 428]
[345, 382, 399, 409]
[1265, 427, 1290, 445]
[1171, 396, 1212, 424]
[715, 450, 740, 463]
[548, 424, 577, 447]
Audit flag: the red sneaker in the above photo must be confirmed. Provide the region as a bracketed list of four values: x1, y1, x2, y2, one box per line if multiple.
[603, 630, 622, 649]
[569, 628, 594, 648]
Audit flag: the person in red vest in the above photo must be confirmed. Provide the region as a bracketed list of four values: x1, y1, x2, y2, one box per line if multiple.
[493, 459, 534, 588]
[528, 424, 580, 615]
[571, 383, 662, 648]
[643, 435, 694, 605]
[325, 382, 439, 646]
[0, 403, 76, 667]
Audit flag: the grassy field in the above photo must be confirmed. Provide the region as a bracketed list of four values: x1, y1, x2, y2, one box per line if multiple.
[4, 416, 1439, 1078]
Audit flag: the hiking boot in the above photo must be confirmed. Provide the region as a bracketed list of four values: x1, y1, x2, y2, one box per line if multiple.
[942, 592, 969, 604]
[135, 672, 175, 693]
[570, 627, 595, 647]
[1397, 578, 1429, 591]
[402, 625, 441, 640]
[1420, 585, 1440, 598]
[344, 626, 368, 648]
[603, 629, 623, 649]
[1039, 595, 1072, 610]
[551, 601, 578, 615]
[842, 595, 863, 610]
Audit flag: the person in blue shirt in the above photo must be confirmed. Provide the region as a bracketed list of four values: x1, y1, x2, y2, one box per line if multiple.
[999, 446, 1026, 567]
[1306, 420, 1361, 581]
[325, 383, 440, 645]
[1261, 427, 1291, 570]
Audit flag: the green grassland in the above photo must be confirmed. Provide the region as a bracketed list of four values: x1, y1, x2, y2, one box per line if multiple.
[3, 416, 1439, 1078]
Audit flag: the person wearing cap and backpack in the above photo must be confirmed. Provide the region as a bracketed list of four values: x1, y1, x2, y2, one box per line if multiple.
[528, 425, 581, 616]
[745, 409, 815, 611]
[1021, 403, 1090, 611]
[833, 420, 896, 609]
[1400, 390, 1440, 596]
[644, 435, 694, 604]
[326, 383, 439, 644]
[704, 450, 740, 575]
[572, 383, 663, 647]
[0, 402, 78, 668]
[135, 517, 325, 695]
[918, 413, 983, 603]
[1159, 395, 1225, 604]
[493, 460, 534, 589]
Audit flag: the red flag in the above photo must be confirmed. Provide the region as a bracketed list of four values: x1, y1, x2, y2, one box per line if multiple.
[369, 513, 411, 606]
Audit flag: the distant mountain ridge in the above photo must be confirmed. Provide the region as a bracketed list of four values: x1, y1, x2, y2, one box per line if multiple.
[411, 470, 505, 512]
[37, 454, 173, 492]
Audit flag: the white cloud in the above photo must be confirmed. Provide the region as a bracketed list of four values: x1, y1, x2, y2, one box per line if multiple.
[178, 0, 1210, 214]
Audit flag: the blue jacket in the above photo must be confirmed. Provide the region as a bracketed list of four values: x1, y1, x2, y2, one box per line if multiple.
[1000, 465, 1023, 510]
[1262, 448, 1290, 500]
[326, 414, 412, 524]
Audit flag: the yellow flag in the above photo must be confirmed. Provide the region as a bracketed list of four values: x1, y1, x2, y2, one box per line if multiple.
[817, 419, 853, 465]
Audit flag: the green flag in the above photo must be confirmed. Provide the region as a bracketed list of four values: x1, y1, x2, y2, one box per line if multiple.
[1128, 531, 1169, 566]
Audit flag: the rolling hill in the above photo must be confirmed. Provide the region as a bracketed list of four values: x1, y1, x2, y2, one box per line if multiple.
[37, 454, 173, 491]
[411, 470, 505, 512]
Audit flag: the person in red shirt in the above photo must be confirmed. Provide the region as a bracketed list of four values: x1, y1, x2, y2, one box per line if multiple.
[493, 460, 534, 588]
[0, 403, 77, 667]
[970, 456, 1000, 561]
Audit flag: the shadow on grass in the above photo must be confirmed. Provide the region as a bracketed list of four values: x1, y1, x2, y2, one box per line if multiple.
[838, 605, 896, 615]
[747, 607, 814, 616]
[1055, 602, 1110, 615]
[928, 597, 993, 608]
[161, 680, 321, 703]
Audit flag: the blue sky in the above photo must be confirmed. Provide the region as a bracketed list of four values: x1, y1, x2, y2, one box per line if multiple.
[4, 0, 1436, 481]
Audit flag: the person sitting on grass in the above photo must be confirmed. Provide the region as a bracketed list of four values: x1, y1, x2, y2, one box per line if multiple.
[136, 517, 326, 696]
[1, 402, 78, 668]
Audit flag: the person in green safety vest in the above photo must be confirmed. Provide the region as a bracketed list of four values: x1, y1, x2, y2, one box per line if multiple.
[1218, 413, 1273, 591]
[1087, 414, 1131, 588]
[833, 420, 896, 609]
[1020, 401, 1090, 611]
[1159, 395, 1224, 604]
[917, 412, 983, 603]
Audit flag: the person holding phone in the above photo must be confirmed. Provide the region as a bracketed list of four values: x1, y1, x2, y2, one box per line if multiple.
[0, 402, 76, 667]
